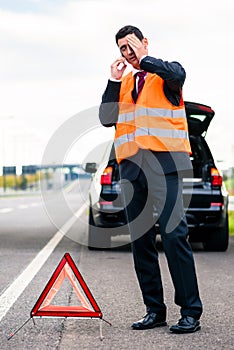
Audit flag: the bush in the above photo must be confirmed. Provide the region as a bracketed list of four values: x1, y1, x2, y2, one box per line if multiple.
[0, 173, 42, 190]
[224, 178, 234, 195]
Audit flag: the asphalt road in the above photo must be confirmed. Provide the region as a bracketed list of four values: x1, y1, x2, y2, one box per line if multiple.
[0, 178, 234, 350]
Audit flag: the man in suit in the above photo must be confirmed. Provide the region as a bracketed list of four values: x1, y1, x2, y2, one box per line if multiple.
[99, 25, 203, 333]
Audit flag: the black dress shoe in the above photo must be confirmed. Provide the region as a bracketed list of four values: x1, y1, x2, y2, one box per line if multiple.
[169, 316, 201, 334]
[131, 312, 167, 330]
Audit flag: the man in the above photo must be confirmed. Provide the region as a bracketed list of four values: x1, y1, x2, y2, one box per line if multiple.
[99, 25, 203, 333]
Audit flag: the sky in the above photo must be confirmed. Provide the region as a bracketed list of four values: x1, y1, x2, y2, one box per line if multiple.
[0, 0, 234, 170]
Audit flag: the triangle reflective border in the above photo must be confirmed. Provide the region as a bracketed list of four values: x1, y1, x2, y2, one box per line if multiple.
[31, 253, 102, 319]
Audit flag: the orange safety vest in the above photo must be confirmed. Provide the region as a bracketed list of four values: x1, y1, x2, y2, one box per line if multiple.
[114, 71, 191, 163]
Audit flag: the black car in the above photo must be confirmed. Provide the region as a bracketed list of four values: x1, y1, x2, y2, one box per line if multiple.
[86, 101, 229, 251]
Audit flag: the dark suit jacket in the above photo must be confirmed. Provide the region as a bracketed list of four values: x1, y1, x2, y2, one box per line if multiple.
[99, 55, 192, 181]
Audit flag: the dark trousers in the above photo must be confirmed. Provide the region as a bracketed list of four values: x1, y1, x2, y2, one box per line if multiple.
[121, 159, 203, 319]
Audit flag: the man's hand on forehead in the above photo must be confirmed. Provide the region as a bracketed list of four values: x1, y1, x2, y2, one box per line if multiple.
[126, 33, 142, 46]
[126, 33, 148, 61]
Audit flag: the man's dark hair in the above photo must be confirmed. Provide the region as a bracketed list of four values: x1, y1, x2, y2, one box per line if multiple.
[115, 25, 144, 45]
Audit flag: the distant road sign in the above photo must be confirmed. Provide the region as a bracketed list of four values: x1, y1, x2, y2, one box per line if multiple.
[22, 165, 37, 175]
[3, 166, 16, 175]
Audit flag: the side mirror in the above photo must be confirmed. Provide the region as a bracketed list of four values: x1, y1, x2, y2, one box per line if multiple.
[84, 162, 97, 174]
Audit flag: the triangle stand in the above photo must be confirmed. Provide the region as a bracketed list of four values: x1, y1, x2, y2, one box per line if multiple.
[8, 253, 111, 341]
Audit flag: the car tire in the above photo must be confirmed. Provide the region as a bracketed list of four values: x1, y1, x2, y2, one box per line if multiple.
[88, 207, 111, 250]
[203, 214, 229, 252]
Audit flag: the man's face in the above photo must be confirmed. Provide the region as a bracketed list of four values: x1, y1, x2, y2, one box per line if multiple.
[118, 35, 141, 69]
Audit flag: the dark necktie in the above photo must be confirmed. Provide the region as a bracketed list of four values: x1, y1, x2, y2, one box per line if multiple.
[136, 71, 147, 97]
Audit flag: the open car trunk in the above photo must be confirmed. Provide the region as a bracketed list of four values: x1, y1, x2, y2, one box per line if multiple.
[185, 101, 215, 136]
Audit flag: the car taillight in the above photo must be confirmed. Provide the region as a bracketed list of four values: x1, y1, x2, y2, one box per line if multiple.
[100, 166, 113, 185]
[210, 202, 223, 207]
[211, 167, 222, 187]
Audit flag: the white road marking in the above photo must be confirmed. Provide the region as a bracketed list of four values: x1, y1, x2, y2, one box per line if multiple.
[18, 204, 28, 209]
[0, 203, 87, 322]
[31, 203, 40, 207]
[0, 208, 13, 213]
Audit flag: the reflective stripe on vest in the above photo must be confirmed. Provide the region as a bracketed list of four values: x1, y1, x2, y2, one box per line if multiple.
[118, 107, 186, 123]
[115, 128, 189, 148]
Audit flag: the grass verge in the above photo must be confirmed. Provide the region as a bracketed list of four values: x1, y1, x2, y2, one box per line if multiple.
[229, 211, 234, 236]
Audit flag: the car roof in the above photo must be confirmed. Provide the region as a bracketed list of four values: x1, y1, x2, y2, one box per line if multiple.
[185, 101, 215, 136]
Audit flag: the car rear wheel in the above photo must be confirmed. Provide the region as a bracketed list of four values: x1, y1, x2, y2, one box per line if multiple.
[203, 214, 229, 252]
[88, 207, 111, 250]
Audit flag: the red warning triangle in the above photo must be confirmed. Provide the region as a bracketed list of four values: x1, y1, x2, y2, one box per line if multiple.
[31, 253, 102, 319]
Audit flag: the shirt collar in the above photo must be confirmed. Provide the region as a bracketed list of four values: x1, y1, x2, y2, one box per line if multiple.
[132, 68, 140, 76]
[132, 68, 147, 77]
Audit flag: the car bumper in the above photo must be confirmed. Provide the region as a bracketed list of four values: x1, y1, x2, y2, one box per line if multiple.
[92, 203, 228, 232]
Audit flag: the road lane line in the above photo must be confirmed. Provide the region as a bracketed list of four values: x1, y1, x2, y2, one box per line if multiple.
[0, 203, 87, 322]
[18, 205, 29, 209]
[0, 208, 13, 213]
[31, 203, 40, 207]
